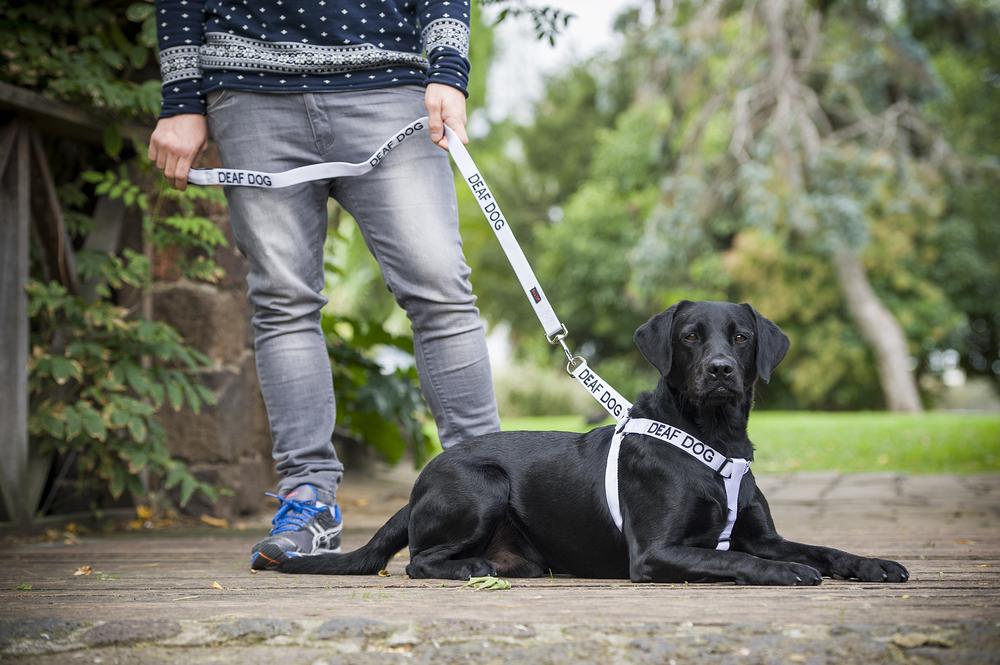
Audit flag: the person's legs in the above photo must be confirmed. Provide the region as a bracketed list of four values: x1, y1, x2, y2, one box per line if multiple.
[325, 86, 501, 447]
[207, 90, 343, 502]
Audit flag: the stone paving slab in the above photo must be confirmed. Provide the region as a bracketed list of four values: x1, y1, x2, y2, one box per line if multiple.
[1, 473, 998, 663]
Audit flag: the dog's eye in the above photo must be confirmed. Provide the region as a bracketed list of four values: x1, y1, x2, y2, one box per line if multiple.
[683, 333, 698, 342]
[734, 333, 748, 344]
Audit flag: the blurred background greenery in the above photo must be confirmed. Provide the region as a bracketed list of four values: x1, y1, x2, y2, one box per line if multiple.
[3, 0, 998, 518]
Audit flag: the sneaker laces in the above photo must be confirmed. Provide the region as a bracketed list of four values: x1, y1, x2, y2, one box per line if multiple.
[265, 492, 327, 535]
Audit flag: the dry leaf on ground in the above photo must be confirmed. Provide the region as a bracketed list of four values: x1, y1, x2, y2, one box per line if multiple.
[199, 515, 229, 529]
[210, 581, 224, 590]
[73, 565, 93, 576]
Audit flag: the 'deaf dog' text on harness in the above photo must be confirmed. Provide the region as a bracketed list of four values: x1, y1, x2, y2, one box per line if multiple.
[187, 117, 748, 548]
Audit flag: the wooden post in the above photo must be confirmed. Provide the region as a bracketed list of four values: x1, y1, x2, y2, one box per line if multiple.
[0, 84, 124, 525]
[0, 123, 32, 525]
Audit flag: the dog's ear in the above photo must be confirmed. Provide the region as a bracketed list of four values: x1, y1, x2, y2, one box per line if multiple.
[743, 304, 790, 384]
[634, 302, 686, 377]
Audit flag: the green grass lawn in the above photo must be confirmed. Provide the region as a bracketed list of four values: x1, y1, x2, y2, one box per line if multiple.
[494, 412, 1000, 474]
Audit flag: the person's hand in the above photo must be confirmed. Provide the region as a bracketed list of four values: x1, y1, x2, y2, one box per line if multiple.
[148, 114, 208, 190]
[425, 83, 468, 151]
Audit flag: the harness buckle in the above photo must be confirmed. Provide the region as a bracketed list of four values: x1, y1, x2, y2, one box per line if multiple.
[718, 458, 735, 479]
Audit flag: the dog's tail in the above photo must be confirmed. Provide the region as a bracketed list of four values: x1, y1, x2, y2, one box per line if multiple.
[277, 504, 410, 575]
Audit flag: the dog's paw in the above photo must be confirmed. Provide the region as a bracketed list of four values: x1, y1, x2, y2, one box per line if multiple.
[751, 562, 822, 586]
[844, 557, 909, 583]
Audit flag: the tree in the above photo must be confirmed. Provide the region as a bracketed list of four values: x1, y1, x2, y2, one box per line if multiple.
[463, 0, 985, 411]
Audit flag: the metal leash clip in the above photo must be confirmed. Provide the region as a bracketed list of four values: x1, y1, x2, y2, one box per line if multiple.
[546, 324, 582, 375]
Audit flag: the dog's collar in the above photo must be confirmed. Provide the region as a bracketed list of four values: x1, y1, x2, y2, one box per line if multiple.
[605, 417, 751, 550]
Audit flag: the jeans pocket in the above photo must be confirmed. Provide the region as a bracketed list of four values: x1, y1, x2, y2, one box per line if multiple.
[206, 88, 235, 114]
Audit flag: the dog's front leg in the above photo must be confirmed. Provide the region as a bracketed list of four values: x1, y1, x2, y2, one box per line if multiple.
[628, 542, 822, 585]
[731, 489, 909, 583]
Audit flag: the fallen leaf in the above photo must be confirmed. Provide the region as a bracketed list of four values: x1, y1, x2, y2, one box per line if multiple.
[199, 515, 229, 529]
[249, 568, 258, 574]
[462, 575, 511, 591]
[955, 539, 975, 545]
[377, 569, 391, 577]
[210, 581, 224, 591]
[73, 565, 93, 577]
[135, 505, 154, 520]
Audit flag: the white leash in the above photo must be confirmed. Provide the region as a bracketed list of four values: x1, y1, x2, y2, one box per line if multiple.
[188, 115, 631, 422]
[189, 118, 748, 546]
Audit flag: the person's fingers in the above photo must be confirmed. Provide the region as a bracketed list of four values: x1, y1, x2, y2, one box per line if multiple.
[148, 139, 158, 163]
[156, 144, 168, 171]
[426, 97, 444, 144]
[163, 152, 179, 189]
[445, 115, 469, 145]
[174, 153, 192, 191]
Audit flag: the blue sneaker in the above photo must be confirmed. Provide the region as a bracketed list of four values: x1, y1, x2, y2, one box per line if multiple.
[250, 485, 343, 570]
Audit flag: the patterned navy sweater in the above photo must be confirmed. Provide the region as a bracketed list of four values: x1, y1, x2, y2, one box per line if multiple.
[155, 0, 471, 117]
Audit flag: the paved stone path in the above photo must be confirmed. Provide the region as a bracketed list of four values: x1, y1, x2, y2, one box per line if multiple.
[2, 471, 998, 664]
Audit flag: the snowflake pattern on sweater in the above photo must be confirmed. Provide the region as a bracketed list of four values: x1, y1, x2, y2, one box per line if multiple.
[156, 0, 471, 117]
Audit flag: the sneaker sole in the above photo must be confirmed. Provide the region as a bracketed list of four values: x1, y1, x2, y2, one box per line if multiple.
[250, 542, 343, 571]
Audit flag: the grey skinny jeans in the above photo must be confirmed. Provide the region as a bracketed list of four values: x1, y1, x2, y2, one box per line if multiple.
[206, 86, 500, 502]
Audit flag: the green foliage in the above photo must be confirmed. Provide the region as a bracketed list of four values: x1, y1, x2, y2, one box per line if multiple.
[0, 0, 161, 117]
[461, 0, 995, 410]
[28, 268, 217, 507]
[4, 0, 237, 510]
[481, 0, 574, 45]
[82, 166, 230, 283]
[914, 0, 1000, 387]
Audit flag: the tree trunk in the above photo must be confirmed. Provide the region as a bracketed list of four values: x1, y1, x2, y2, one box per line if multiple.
[832, 250, 923, 412]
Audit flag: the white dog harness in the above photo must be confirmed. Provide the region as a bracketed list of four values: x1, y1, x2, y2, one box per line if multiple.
[605, 417, 750, 551]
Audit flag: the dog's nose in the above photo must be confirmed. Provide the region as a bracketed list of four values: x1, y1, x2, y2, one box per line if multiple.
[708, 359, 735, 378]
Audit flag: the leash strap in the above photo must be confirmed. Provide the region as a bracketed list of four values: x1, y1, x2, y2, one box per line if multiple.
[187, 117, 430, 188]
[187, 116, 628, 422]
[605, 417, 750, 550]
[443, 125, 562, 340]
[568, 358, 632, 422]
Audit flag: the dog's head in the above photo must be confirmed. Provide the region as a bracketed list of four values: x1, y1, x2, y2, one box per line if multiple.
[634, 301, 789, 405]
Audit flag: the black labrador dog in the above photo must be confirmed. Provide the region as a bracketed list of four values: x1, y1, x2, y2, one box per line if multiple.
[280, 300, 909, 585]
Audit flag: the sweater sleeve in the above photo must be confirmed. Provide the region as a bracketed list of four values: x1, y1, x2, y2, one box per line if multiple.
[155, 0, 207, 117]
[418, 0, 472, 96]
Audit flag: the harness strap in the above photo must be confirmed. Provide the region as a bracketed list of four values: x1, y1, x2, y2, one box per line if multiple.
[605, 418, 750, 550]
